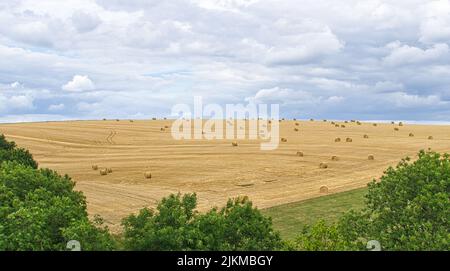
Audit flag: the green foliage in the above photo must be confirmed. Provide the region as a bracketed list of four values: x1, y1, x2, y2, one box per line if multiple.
[0, 161, 114, 251]
[0, 135, 16, 151]
[294, 150, 450, 251]
[196, 196, 284, 250]
[362, 150, 450, 250]
[0, 135, 37, 169]
[122, 193, 201, 251]
[62, 215, 116, 251]
[122, 194, 283, 251]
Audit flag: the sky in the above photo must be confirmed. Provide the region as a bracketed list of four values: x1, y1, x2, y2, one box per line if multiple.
[1, 0, 450, 122]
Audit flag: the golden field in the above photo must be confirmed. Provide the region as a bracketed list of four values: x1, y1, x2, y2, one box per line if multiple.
[1, 119, 449, 232]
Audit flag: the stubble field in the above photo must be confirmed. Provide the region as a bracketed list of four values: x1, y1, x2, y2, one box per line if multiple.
[1, 119, 449, 232]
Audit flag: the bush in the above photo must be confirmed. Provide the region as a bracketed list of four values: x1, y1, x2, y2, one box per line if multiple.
[0, 161, 114, 251]
[122, 194, 283, 251]
[0, 134, 37, 169]
[294, 150, 450, 251]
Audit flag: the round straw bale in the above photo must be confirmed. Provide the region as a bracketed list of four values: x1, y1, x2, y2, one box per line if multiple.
[368, 155, 375, 160]
[281, 138, 288, 142]
[232, 141, 238, 147]
[409, 133, 414, 137]
[394, 127, 399, 131]
[92, 165, 98, 170]
[363, 134, 369, 138]
[107, 168, 113, 173]
[331, 155, 339, 161]
[100, 169, 108, 176]
[335, 137, 341, 142]
[296, 151, 304, 157]
[144, 172, 152, 179]
[319, 162, 328, 169]
[319, 185, 329, 193]
[428, 135, 433, 140]
[346, 137, 352, 142]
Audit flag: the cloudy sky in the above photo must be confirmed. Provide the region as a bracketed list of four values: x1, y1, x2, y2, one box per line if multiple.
[1, 0, 450, 122]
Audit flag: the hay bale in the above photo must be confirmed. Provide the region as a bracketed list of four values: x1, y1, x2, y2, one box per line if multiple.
[100, 169, 108, 176]
[92, 165, 98, 170]
[368, 155, 375, 160]
[363, 134, 369, 139]
[294, 128, 299, 132]
[409, 133, 414, 137]
[160, 127, 165, 131]
[296, 151, 304, 157]
[129, 120, 134, 122]
[116, 119, 120, 122]
[164, 125, 169, 129]
[335, 124, 339, 127]
[399, 122, 403, 126]
[236, 182, 254, 187]
[323, 119, 327, 122]
[428, 136, 433, 140]
[295, 122, 300, 126]
[331, 155, 339, 161]
[319, 162, 328, 169]
[341, 124, 346, 128]
[394, 127, 399, 131]
[331, 121, 335, 125]
[281, 138, 288, 142]
[391, 121, 395, 124]
[335, 137, 341, 142]
[373, 123, 377, 126]
[231, 141, 238, 147]
[344, 120, 348, 123]
[152, 117, 157, 120]
[310, 118, 314, 121]
[357, 121, 362, 125]
[319, 185, 329, 193]
[144, 172, 152, 179]
[346, 137, 352, 142]
[268, 120, 272, 124]
[107, 168, 113, 173]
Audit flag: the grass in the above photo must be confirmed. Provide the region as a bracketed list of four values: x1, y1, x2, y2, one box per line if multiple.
[261, 187, 368, 240]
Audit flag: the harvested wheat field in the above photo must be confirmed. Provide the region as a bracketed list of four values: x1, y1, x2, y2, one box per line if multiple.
[1, 119, 450, 232]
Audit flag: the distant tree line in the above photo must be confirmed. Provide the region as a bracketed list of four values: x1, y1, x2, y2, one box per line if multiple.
[0, 134, 448, 251]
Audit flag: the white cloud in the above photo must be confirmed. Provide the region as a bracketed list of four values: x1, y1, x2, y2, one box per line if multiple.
[384, 43, 450, 66]
[62, 75, 95, 91]
[71, 10, 101, 33]
[0, 94, 34, 113]
[1, 0, 450, 121]
[10, 81, 23, 88]
[48, 103, 65, 111]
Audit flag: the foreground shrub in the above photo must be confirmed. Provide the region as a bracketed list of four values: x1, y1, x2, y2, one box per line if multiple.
[122, 194, 283, 251]
[294, 150, 450, 251]
[0, 161, 114, 251]
[0, 135, 37, 169]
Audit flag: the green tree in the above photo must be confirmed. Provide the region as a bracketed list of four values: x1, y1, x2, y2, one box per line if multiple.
[294, 150, 450, 251]
[122, 194, 283, 251]
[0, 134, 38, 169]
[0, 161, 114, 251]
[196, 196, 283, 250]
